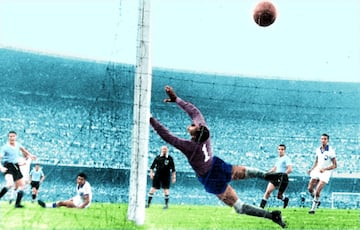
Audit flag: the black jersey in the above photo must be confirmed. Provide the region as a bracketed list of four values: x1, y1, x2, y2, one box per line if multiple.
[150, 155, 175, 177]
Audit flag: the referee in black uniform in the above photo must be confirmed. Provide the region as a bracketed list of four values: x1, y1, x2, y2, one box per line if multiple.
[146, 145, 176, 209]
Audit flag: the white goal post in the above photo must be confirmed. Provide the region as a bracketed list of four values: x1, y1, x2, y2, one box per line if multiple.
[331, 192, 360, 209]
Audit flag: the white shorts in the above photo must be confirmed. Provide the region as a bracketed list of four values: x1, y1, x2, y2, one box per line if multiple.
[310, 167, 332, 184]
[72, 196, 91, 208]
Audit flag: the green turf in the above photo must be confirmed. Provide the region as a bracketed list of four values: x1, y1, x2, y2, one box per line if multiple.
[0, 202, 138, 230]
[1, 202, 359, 229]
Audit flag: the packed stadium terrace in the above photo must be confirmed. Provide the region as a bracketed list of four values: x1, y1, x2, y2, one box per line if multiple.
[0, 95, 359, 177]
[0, 48, 359, 207]
[0, 48, 359, 176]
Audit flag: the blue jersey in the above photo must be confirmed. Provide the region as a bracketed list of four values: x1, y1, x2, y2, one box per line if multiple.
[30, 168, 45, 182]
[1, 142, 24, 164]
[274, 155, 292, 173]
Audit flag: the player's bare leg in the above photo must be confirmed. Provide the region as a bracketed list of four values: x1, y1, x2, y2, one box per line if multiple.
[216, 185, 286, 228]
[14, 178, 25, 208]
[260, 182, 276, 208]
[309, 181, 326, 214]
[307, 178, 318, 197]
[32, 187, 38, 202]
[0, 174, 15, 203]
[56, 200, 77, 208]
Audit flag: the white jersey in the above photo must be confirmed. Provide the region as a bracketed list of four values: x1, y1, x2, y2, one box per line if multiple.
[19, 157, 32, 184]
[315, 145, 336, 168]
[73, 181, 92, 208]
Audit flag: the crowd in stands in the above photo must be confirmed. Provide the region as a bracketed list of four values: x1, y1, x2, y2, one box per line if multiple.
[0, 49, 359, 207]
[0, 83, 359, 177]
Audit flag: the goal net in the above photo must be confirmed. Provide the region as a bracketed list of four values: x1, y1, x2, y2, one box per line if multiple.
[331, 192, 360, 209]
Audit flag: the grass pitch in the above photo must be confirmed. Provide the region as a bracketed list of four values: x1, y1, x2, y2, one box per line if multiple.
[0, 202, 359, 229]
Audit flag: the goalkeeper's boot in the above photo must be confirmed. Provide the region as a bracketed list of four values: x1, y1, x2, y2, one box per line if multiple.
[271, 210, 286, 228]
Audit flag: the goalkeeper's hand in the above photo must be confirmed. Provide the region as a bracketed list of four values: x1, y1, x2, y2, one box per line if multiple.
[163, 85, 177, 103]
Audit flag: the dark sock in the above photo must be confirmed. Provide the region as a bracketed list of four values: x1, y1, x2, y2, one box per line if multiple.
[245, 167, 265, 179]
[165, 195, 169, 205]
[147, 193, 153, 205]
[242, 203, 272, 219]
[0, 187, 9, 198]
[260, 199, 267, 208]
[15, 190, 24, 206]
[234, 200, 272, 219]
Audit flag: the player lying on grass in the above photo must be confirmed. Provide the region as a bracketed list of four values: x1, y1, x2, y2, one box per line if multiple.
[149, 85, 286, 228]
[38, 172, 92, 209]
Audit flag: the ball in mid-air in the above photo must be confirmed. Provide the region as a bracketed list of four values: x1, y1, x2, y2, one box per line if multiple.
[253, 1, 277, 27]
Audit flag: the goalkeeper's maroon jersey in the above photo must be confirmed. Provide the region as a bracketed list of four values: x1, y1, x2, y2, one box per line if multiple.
[150, 97, 213, 176]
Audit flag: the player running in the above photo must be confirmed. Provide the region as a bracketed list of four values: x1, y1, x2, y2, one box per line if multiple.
[307, 133, 337, 214]
[260, 144, 292, 209]
[149, 86, 286, 228]
[0, 131, 37, 208]
[29, 163, 46, 202]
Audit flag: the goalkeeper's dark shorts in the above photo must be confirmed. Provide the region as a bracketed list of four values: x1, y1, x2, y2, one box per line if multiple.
[198, 156, 232, 195]
[270, 173, 289, 193]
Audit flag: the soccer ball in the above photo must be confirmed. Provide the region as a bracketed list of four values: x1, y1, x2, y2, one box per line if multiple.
[253, 1, 277, 27]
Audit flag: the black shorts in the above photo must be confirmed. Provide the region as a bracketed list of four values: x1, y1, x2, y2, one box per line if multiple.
[31, 181, 41, 190]
[3, 162, 23, 181]
[270, 173, 289, 193]
[152, 174, 171, 189]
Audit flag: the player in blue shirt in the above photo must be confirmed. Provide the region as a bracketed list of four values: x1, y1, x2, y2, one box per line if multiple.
[260, 144, 292, 209]
[0, 131, 36, 208]
[29, 163, 46, 202]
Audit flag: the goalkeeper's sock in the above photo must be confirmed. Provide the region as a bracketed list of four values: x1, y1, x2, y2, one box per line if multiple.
[245, 167, 266, 179]
[234, 199, 272, 219]
[260, 199, 267, 208]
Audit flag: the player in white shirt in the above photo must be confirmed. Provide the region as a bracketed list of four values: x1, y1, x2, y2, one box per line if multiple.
[38, 172, 92, 209]
[307, 133, 337, 214]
